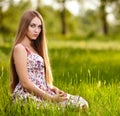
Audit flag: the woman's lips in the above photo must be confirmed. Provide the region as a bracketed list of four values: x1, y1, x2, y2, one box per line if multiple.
[33, 34, 39, 37]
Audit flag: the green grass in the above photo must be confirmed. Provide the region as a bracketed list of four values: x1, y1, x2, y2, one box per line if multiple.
[0, 39, 120, 116]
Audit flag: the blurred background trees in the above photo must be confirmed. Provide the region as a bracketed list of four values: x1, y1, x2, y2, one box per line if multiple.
[0, 0, 120, 43]
[0, 0, 31, 42]
[99, 0, 120, 35]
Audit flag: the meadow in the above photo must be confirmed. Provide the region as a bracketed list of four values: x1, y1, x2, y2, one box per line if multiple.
[0, 38, 120, 116]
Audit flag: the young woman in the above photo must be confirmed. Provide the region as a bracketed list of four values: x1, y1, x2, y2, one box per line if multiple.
[10, 10, 88, 110]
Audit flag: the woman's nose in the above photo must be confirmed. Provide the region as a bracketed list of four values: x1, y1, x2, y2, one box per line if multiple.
[34, 27, 40, 33]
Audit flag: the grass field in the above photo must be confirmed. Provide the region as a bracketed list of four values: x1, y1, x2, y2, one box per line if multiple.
[0, 39, 120, 116]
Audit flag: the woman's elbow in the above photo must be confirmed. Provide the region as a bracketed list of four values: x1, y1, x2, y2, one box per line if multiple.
[21, 80, 30, 90]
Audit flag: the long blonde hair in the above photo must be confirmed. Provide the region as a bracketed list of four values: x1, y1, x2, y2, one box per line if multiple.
[10, 10, 53, 93]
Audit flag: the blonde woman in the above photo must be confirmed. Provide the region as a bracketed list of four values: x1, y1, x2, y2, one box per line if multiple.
[10, 10, 88, 110]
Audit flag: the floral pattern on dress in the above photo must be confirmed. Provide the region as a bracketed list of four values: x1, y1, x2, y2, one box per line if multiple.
[12, 51, 55, 102]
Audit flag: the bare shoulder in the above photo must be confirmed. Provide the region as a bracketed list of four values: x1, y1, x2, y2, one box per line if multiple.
[14, 44, 26, 54]
[13, 44, 27, 56]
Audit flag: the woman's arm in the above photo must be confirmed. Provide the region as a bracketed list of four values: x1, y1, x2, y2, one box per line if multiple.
[13, 44, 67, 102]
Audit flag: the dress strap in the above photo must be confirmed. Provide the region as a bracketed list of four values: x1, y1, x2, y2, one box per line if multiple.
[20, 43, 31, 54]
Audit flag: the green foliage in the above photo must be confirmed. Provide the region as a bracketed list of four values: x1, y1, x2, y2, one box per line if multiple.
[37, 5, 80, 35]
[0, 0, 31, 42]
[80, 9, 102, 36]
[37, 5, 62, 35]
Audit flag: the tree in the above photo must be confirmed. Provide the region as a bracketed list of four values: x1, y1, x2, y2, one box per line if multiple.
[55, 0, 67, 35]
[78, 0, 120, 35]
[99, 0, 120, 35]
[36, 0, 43, 15]
[100, 0, 108, 35]
[60, 0, 67, 35]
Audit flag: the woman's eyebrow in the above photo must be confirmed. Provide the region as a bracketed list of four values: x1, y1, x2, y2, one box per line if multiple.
[30, 23, 41, 26]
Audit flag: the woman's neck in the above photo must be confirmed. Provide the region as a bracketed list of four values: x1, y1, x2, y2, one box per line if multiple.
[21, 36, 38, 53]
[21, 36, 33, 48]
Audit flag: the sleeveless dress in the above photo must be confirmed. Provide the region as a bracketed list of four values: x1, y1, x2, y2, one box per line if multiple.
[12, 45, 88, 109]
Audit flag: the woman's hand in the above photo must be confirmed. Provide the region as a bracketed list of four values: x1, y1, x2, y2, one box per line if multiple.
[50, 86, 67, 97]
[51, 93, 68, 102]
[49, 86, 68, 102]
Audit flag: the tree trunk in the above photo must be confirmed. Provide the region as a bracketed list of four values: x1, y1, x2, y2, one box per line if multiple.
[100, 0, 108, 35]
[60, 0, 67, 35]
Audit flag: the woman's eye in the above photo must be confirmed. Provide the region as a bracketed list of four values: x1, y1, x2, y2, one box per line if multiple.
[30, 24, 42, 29]
[30, 24, 36, 28]
[38, 25, 42, 29]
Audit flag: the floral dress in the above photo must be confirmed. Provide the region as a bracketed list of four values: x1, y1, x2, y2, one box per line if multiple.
[12, 45, 88, 109]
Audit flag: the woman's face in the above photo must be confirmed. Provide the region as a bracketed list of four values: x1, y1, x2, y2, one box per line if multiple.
[26, 17, 42, 40]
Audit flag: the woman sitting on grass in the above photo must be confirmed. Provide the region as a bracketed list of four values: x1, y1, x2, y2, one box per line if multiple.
[10, 10, 88, 110]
